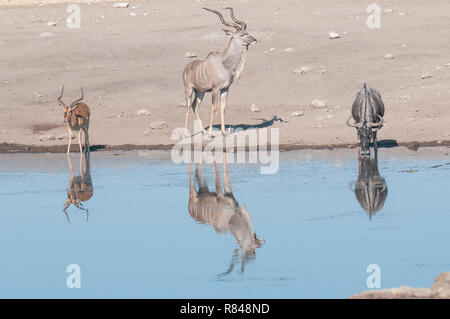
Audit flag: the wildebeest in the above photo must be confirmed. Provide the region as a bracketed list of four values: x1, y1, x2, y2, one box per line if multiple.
[187, 157, 264, 274]
[347, 84, 385, 156]
[352, 154, 388, 219]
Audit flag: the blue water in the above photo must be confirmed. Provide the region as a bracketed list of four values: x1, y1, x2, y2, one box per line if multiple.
[0, 149, 449, 298]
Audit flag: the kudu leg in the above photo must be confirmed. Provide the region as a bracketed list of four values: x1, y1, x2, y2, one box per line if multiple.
[194, 91, 206, 133]
[208, 90, 219, 137]
[220, 89, 229, 135]
[212, 158, 223, 196]
[185, 89, 194, 136]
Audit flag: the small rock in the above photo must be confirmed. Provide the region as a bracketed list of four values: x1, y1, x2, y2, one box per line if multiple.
[398, 12, 408, 16]
[421, 73, 433, 79]
[401, 43, 407, 48]
[185, 51, 197, 58]
[293, 66, 311, 74]
[46, 21, 57, 26]
[384, 53, 394, 59]
[130, 12, 137, 17]
[384, 8, 394, 13]
[285, 48, 294, 53]
[149, 121, 168, 129]
[326, 115, 335, 119]
[136, 109, 150, 116]
[250, 104, 260, 112]
[39, 134, 55, 142]
[39, 32, 55, 38]
[445, 63, 450, 67]
[179, 102, 186, 108]
[311, 99, 327, 108]
[291, 111, 304, 117]
[328, 32, 340, 39]
[113, 2, 129, 8]
[269, 48, 276, 53]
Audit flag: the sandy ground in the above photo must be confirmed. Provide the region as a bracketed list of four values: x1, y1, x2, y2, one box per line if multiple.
[1, 0, 450, 152]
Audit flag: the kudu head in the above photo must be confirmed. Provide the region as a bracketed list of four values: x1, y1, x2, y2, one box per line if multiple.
[58, 86, 84, 123]
[347, 114, 383, 157]
[203, 7, 257, 48]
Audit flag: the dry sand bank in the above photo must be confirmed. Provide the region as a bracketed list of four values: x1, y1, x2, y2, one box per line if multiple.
[1, 0, 449, 152]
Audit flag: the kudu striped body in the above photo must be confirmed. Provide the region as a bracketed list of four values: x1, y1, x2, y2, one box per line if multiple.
[182, 7, 257, 136]
[187, 159, 264, 274]
[347, 84, 385, 156]
[58, 87, 91, 155]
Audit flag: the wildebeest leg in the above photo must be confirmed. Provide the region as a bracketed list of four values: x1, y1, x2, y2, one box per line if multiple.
[193, 90, 206, 134]
[209, 89, 219, 137]
[356, 130, 361, 159]
[220, 89, 229, 135]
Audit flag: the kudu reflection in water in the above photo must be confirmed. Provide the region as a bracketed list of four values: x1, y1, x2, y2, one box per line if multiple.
[352, 151, 388, 219]
[63, 152, 93, 222]
[187, 158, 264, 275]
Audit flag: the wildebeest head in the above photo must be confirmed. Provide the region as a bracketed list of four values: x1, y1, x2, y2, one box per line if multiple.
[347, 114, 383, 157]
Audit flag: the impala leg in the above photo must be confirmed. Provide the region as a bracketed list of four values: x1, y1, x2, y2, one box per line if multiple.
[84, 128, 90, 154]
[220, 89, 229, 135]
[193, 91, 206, 134]
[78, 130, 83, 155]
[209, 90, 219, 137]
[67, 127, 72, 154]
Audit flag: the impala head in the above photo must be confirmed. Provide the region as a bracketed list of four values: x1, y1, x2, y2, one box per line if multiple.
[204, 7, 257, 48]
[347, 115, 383, 156]
[58, 86, 84, 123]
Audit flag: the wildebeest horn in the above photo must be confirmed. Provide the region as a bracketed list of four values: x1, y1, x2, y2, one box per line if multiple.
[58, 86, 67, 107]
[346, 115, 363, 128]
[203, 7, 240, 30]
[70, 87, 84, 109]
[225, 7, 247, 31]
[367, 115, 384, 128]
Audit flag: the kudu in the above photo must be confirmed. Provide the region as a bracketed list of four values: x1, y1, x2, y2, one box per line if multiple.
[347, 84, 385, 156]
[187, 157, 264, 274]
[63, 152, 93, 223]
[58, 87, 91, 155]
[182, 7, 257, 136]
[352, 151, 388, 219]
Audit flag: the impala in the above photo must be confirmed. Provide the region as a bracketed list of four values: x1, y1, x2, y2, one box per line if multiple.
[58, 87, 91, 154]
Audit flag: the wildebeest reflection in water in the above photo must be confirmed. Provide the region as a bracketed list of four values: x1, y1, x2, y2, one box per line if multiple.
[187, 156, 264, 275]
[63, 152, 93, 222]
[352, 152, 388, 219]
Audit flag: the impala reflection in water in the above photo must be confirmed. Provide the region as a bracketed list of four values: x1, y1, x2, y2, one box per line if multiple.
[63, 152, 93, 222]
[187, 156, 264, 275]
[352, 152, 388, 219]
